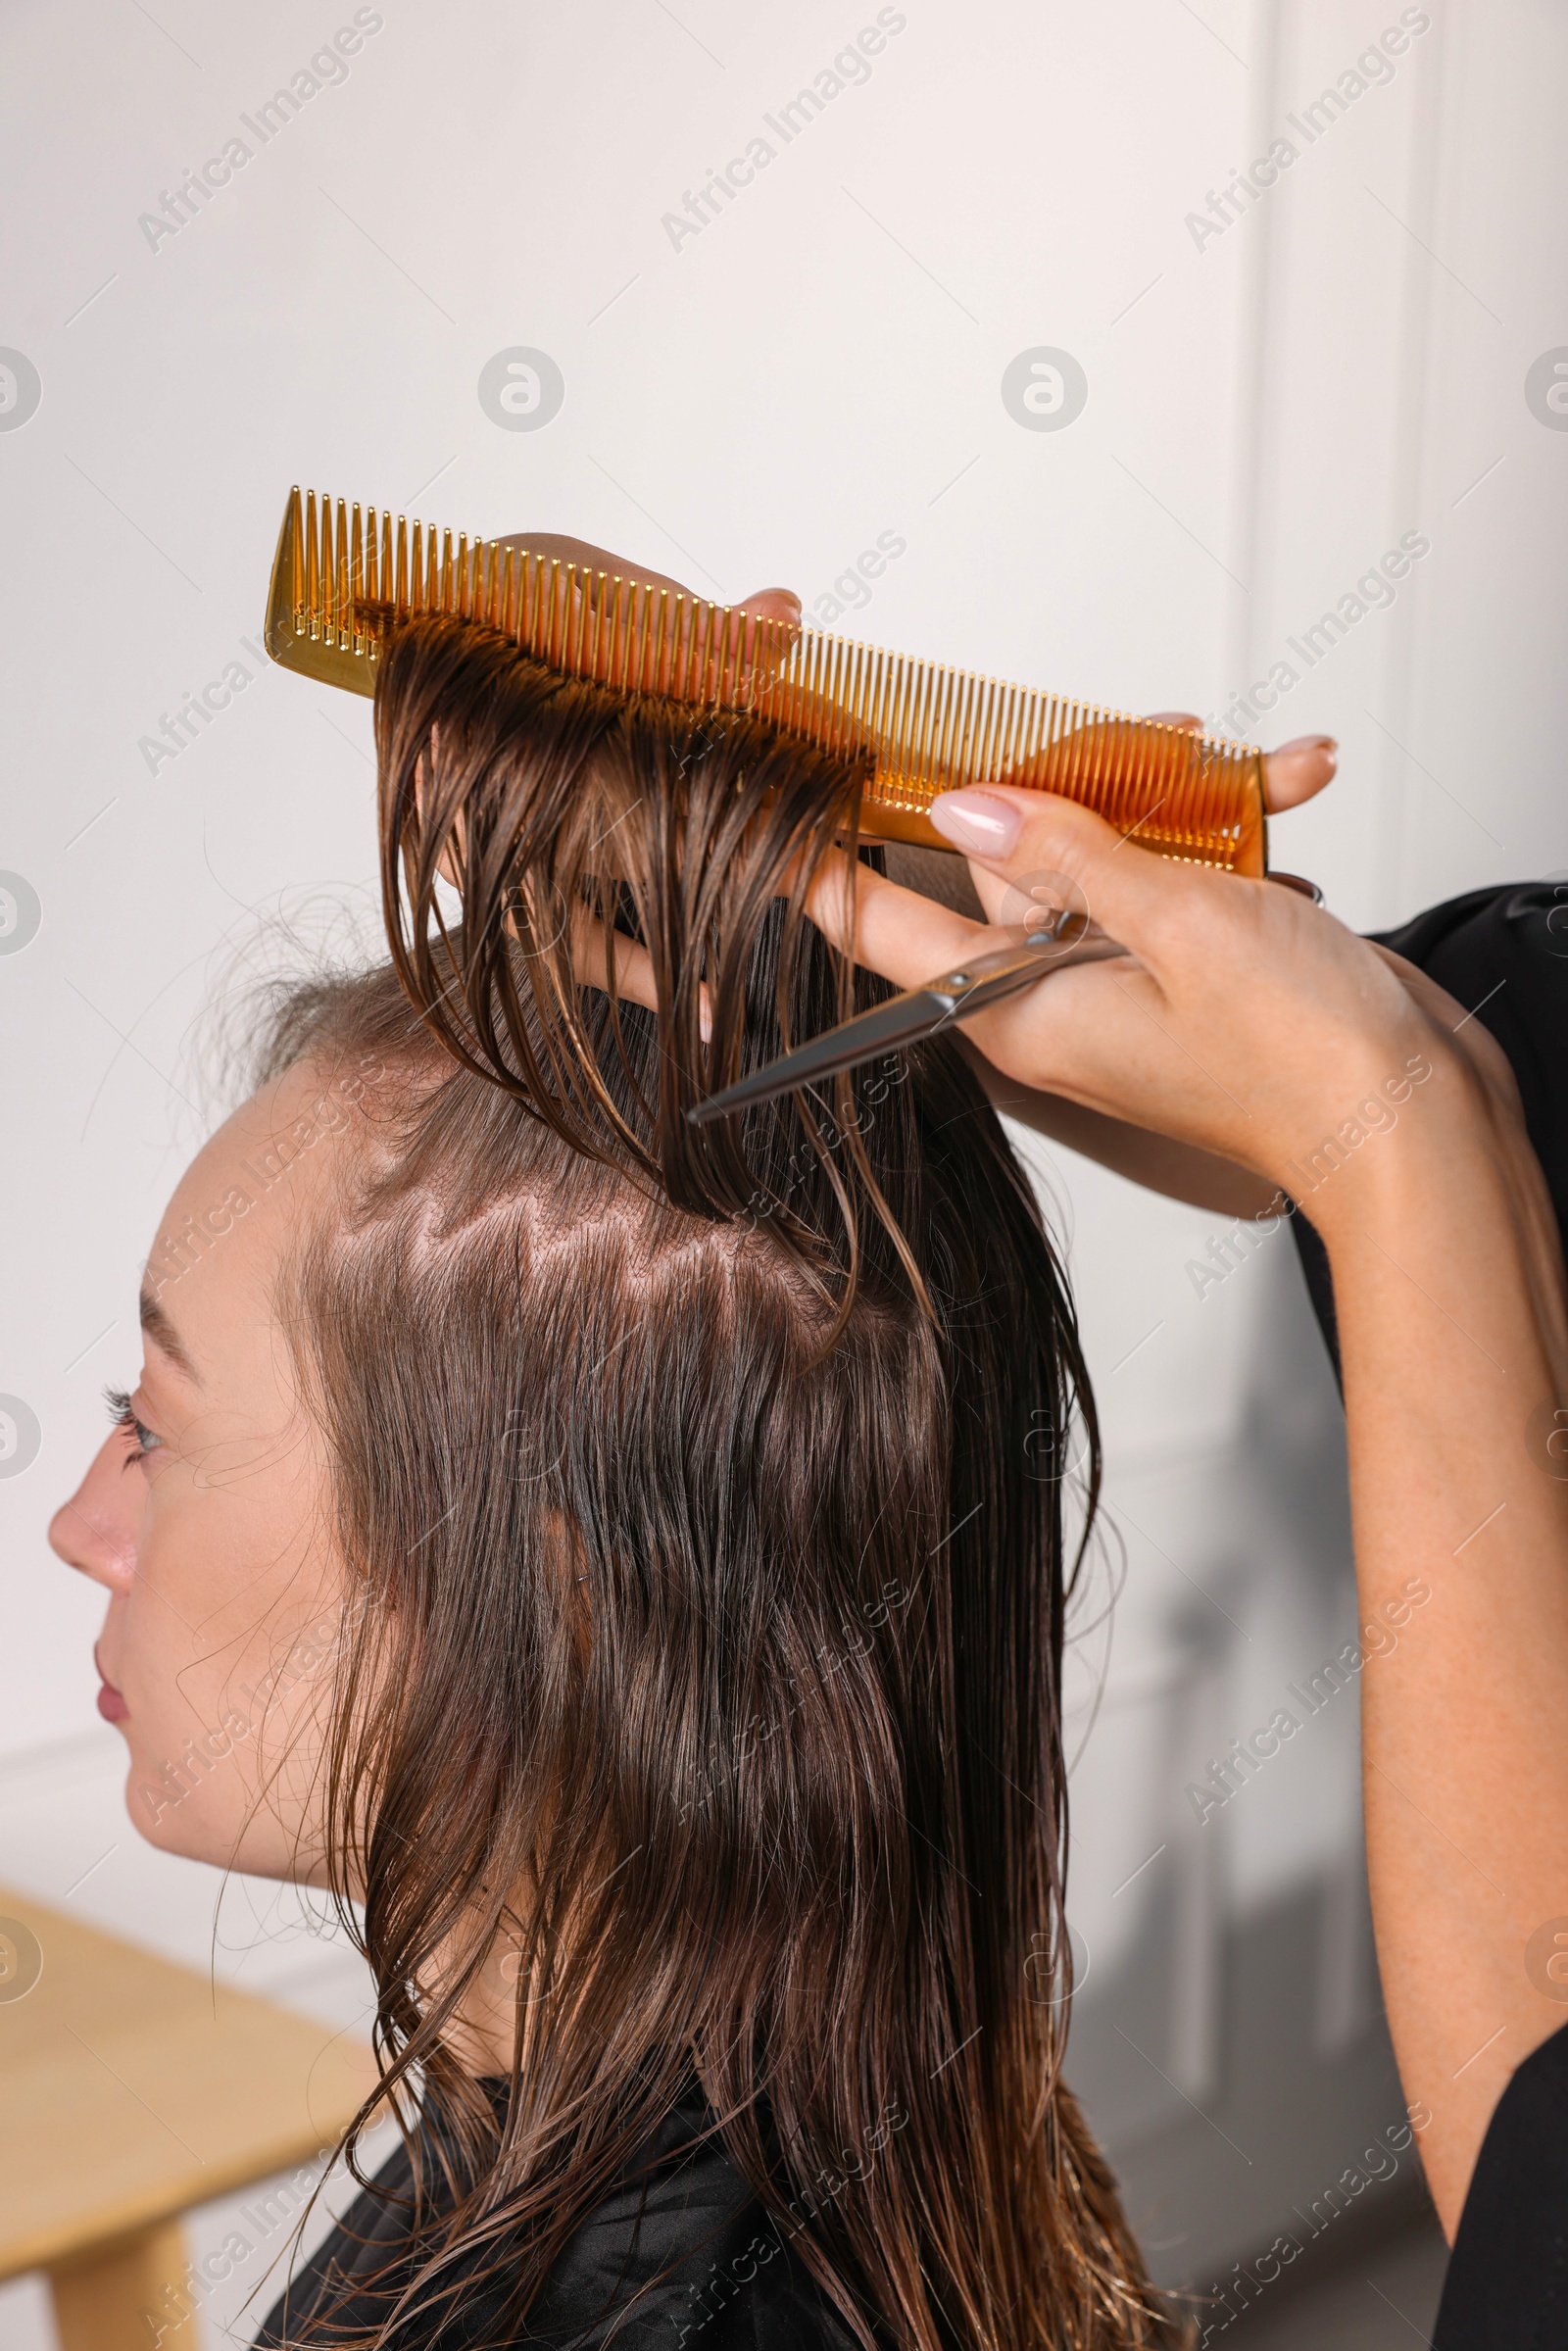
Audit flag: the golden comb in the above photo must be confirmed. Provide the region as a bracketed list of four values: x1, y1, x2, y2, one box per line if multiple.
[265, 485, 1268, 875]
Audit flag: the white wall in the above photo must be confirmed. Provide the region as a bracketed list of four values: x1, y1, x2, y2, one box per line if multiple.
[1, 0, 1564, 2335]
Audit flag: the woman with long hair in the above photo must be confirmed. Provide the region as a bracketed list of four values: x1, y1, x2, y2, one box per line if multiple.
[52, 584, 1182, 2348]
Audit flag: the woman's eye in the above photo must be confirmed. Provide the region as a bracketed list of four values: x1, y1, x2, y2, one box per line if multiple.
[104, 1386, 163, 1460]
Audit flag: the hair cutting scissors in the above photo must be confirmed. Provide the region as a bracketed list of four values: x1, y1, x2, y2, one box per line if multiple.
[687, 907, 1128, 1124]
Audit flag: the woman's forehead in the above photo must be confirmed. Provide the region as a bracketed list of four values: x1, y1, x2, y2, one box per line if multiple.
[142, 1063, 353, 1366]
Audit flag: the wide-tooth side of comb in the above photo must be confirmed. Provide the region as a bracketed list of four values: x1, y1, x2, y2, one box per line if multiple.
[266, 486, 1267, 874]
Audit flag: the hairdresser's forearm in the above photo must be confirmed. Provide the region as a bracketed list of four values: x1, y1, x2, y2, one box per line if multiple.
[1317, 1061, 1568, 2237]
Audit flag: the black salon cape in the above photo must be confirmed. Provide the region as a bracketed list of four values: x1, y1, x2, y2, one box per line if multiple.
[1291, 882, 1568, 2347]
[253, 2089, 855, 2350]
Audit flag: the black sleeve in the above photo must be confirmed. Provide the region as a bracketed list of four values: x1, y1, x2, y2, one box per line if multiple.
[1432, 2019, 1568, 2348]
[1292, 881, 1568, 1387]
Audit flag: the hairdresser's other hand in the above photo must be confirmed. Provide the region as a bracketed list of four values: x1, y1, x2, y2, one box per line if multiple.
[1143, 709, 1335, 811]
[491, 532, 801, 668]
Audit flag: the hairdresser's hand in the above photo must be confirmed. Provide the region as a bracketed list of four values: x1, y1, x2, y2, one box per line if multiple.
[871, 799, 1549, 1332]
[890, 788, 1562, 1369]
[806, 782, 1458, 1235]
[495, 534, 800, 629]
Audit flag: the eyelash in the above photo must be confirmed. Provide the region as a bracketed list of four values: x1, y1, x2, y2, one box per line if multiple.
[105, 1385, 162, 1460]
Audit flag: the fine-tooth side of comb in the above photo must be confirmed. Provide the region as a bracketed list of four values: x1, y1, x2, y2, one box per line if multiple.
[266, 485, 1268, 874]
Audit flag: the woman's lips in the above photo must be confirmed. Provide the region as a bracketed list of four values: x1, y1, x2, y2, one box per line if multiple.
[94, 1648, 128, 1723]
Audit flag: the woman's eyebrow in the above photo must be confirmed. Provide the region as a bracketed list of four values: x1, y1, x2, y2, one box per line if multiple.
[138, 1288, 202, 1384]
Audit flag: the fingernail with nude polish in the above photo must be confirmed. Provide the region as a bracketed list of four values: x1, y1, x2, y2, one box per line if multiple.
[927, 790, 1022, 857]
[1275, 734, 1338, 756]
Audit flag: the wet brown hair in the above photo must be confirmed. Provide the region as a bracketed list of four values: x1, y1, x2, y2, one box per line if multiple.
[259, 612, 1184, 2347]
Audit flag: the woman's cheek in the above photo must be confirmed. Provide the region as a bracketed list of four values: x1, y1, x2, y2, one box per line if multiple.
[109, 1509, 248, 1842]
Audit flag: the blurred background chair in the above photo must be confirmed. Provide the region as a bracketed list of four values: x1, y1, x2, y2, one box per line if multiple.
[0, 1887, 376, 2351]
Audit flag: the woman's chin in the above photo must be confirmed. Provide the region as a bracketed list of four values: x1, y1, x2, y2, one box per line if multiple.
[120, 1767, 316, 1883]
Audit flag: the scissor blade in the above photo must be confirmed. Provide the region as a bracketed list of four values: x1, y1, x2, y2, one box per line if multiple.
[686, 989, 955, 1124]
[687, 928, 1091, 1126]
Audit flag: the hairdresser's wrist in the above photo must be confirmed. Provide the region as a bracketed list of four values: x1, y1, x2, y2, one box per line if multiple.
[1290, 1034, 1495, 1257]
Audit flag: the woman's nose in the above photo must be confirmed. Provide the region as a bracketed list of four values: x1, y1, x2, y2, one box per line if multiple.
[49, 1429, 142, 1593]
